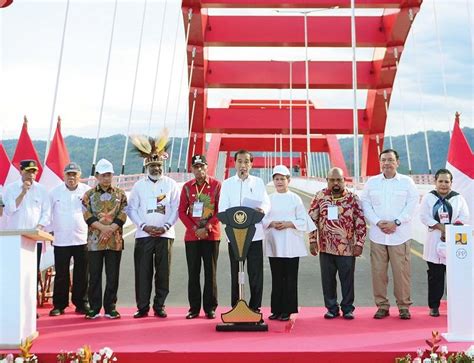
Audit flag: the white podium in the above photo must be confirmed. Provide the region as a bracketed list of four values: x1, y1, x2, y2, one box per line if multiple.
[0, 229, 53, 349]
[443, 225, 474, 342]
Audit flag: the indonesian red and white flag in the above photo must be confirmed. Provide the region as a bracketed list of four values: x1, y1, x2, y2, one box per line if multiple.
[0, 142, 20, 188]
[11, 117, 43, 180]
[446, 113, 474, 226]
[40, 117, 70, 190]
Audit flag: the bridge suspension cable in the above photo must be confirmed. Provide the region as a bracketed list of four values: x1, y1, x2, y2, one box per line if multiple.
[411, 20, 432, 174]
[91, 0, 118, 176]
[121, 0, 148, 175]
[45, 0, 70, 163]
[147, 0, 168, 137]
[432, 0, 451, 136]
[162, 7, 183, 130]
[392, 48, 413, 175]
[170, 7, 194, 172]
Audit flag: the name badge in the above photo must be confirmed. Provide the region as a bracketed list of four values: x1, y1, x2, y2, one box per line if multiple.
[192, 202, 204, 218]
[327, 205, 339, 220]
[439, 211, 449, 224]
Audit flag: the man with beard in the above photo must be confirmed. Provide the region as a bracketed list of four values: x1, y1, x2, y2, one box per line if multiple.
[218, 149, 270, 313]
[308, 167, 366, 320]
[127, 133, 180, 319]
[179, 155, 221, 319]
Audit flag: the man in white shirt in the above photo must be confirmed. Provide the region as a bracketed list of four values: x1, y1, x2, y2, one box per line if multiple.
[48, 162, 90, 316]
[218, 149, 270, 312]
[127, 152, 180, 319]
[361, 149, 419, 320]
[3, 159, 51, 317]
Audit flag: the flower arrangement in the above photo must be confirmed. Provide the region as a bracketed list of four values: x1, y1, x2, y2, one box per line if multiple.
[0, 339, 117, 363]
[395, 331, 474, 363]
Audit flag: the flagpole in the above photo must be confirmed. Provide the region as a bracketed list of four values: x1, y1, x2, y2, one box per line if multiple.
[45, 0, 70, 163]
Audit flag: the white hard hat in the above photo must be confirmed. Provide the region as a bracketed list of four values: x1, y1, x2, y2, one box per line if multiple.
[95, 159, 114, 174]
[272, 165, 291, 177]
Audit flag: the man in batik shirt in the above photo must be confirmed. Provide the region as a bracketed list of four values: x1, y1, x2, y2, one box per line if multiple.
[82, 158, 127, 320]
[308, 167, 366, 320]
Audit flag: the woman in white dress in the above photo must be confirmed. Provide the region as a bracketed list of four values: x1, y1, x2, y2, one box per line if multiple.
[263, 165, 316, 321]
[419, 168, 469, 317]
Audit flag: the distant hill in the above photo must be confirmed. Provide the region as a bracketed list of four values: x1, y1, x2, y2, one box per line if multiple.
[2, 135, 189, 176]
[2, 128, 472, 176]
[339, 127, 473, 175]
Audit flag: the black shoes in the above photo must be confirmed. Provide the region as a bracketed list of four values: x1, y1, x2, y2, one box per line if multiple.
[324, 311, 340, 319]
[343, 312, 354, 320]
[186, 311, 199, 319]
[373, 308, 390, 319]
[205, 310, 216, 319]
[104, 310, 121, 319]
[279, 313, 290, 321]
[49, 308, 65, 317]
[154, 308, 167, 318]
[268, 313, 280, 320]
[134, 310, 149, 319]
[429, 308, 440, 317]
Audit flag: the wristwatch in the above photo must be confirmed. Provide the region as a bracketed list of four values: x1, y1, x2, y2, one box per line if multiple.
[394, 219, 401, 226]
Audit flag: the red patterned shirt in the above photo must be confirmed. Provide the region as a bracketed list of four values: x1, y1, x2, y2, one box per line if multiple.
[308, 188, 366, 256]
[179, 176, 221, 242]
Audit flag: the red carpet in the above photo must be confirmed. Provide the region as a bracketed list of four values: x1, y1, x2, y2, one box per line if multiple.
[2, 303, 473, 363]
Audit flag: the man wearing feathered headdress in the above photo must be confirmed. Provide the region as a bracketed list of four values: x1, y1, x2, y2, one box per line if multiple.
[127, 130, 180, 319]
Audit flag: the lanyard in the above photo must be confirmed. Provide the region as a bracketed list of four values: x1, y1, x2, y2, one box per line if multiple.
[195, 182, 207, 200]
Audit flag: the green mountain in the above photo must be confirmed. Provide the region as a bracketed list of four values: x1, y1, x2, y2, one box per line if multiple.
[2, 128, 472, 176]
[340, 128, 473, 175]
[2, 135, 189, 176]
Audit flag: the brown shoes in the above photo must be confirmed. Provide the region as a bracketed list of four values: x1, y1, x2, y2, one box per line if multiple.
[373, 308, 390, 319]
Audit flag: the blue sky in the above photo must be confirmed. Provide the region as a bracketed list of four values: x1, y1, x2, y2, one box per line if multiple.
[0, 0, 472, 143]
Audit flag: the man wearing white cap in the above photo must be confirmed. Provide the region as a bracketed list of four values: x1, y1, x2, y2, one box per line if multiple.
[127, 133, 180, 319]
[82, 158, 128, 319]
[48, 162, 91, 316]
[218, 149, 270, 313]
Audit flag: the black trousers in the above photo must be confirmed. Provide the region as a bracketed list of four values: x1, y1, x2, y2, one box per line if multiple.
[185, 240, 219, 313]
[53, 245, 89, 310]
[88, 250, 122, 313]
[269, 257, 299, 315]
[134, 236, 173, 313]
[228, 240, 263, 310]
[319, 252, 356, 314]
[427, 261, 446, 309]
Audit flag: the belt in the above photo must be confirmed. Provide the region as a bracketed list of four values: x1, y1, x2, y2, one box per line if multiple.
[147, 209, 159, 214]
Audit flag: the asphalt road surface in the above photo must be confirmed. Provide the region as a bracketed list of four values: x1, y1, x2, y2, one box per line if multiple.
[115, 186, 431, 313]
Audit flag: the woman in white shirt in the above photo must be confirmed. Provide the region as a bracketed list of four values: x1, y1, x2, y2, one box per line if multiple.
[419, 168, 469, 317]
[263, 165, 316, 321]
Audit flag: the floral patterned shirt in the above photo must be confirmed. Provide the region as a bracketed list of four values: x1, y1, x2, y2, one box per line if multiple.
[308, 188, 366, 256]
[82, 184, 128, 251]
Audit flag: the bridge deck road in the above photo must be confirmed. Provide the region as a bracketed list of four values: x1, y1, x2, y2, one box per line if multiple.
[116, 186, 430, 313]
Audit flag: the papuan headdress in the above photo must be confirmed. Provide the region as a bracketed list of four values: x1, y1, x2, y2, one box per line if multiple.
[129, 129, 169, 166]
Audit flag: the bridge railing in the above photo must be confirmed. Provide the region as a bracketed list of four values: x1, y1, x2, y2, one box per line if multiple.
[81, 172, 194, 191]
